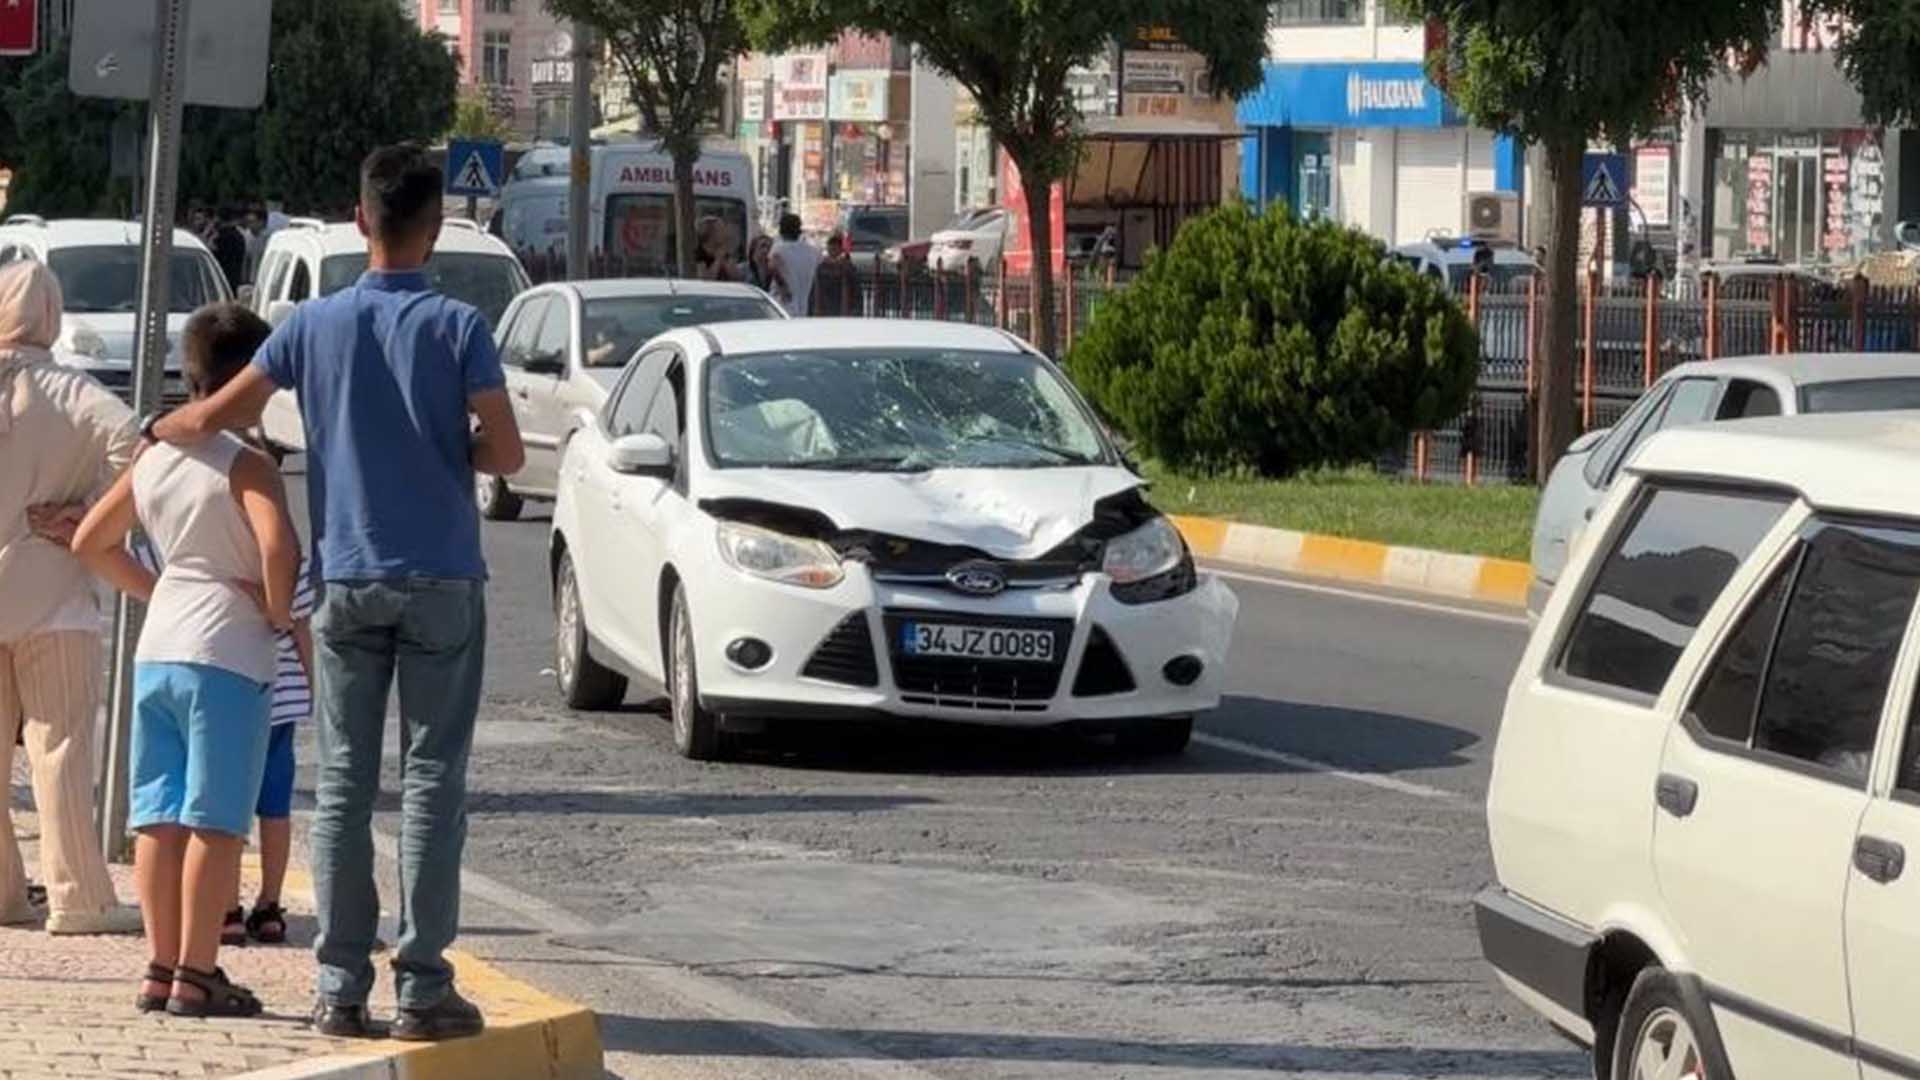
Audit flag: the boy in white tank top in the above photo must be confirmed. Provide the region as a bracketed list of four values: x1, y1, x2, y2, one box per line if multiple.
[71, 303, 298, 1018]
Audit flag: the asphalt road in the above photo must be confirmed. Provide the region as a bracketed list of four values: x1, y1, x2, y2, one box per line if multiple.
[290, 484, 1588, 1079]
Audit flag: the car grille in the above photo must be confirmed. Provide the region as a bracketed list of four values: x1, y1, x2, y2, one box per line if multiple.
[882, 610, 1073, 710]
[1071, 627, 1135, 697]
[858, 536, 1090, 594]
[800, 613, 880, 688]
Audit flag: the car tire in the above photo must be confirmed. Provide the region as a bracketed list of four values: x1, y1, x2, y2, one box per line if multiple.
[554, 551, 626, 710]
[1610, 969, 1725, 1080]
[668, 584, 729, 762]
[477, 473, 522, 522]
[1117, 716, 1192, 756]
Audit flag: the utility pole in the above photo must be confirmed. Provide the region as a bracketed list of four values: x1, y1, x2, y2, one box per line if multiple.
[567, 20, 592, 280]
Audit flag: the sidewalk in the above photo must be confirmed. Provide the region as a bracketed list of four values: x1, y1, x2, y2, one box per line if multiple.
[3, 790, 601, 1079]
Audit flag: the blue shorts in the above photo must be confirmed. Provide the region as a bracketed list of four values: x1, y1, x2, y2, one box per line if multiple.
[130, 662, 271, 838]
[256, 723, 296, 819]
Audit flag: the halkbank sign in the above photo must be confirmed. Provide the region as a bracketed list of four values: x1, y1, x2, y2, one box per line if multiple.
[1238, 61, 1458, 129]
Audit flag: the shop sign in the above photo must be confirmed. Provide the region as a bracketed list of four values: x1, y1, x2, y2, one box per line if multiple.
[1133, 26, 1184, 52]
[829, 70, 889, 122]
[1238, 62, 1454, 129]
[1346, 72, 1428, 115]
[741, 80, 766, 122]
[773, 52, 828, 121]
[1122, 55, 1187, 97]
[1746, 156, 1774, 252]
[1633, 145, 1672, 228]
[1066, 67, 1115, 118]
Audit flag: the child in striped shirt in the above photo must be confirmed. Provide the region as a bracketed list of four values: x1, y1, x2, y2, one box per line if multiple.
[134, 488, 313, 946]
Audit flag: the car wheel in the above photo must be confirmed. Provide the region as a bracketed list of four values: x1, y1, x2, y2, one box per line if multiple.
[668, 584, 728, 761]
[554, 552, 627, 710]
[1116, 716, 1193, 756]
[1611, 969, 1722, 1080]
[476, 473, 523, 522]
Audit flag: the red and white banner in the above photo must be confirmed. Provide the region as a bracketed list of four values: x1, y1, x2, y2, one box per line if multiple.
[0, 0, 37, 57]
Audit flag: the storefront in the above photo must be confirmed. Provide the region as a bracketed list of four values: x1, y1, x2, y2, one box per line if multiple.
[827, 69, 908, 206]
[1236, 61, 1523, 245]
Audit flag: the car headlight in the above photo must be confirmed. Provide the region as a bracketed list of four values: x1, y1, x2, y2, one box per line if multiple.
[1104, 516, 1197, 605]
[716, 521, 844, 589]
[65, 325, 109, 361]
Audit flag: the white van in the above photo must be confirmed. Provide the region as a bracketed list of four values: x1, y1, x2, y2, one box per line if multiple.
[589, 143, 756, 269]
[497, 146, 571, 258]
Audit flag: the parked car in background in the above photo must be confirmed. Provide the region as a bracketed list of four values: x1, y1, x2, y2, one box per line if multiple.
[1527, 353, 1920, 616]
[837, 204, 908, 274]
[879, 238, 932, 272]
[480, 278, 783, 520]
[1389, 237, 1539, 293]
[929, 207, 1011, 273]
[252, 218, 530, 453]
[548, 319, 1237, 761]
[1483, 414, 1920, 1080]
[0, 216, 229, 406]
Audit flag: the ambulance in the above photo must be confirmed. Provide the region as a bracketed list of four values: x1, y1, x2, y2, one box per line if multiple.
[497, 142, 757, 269]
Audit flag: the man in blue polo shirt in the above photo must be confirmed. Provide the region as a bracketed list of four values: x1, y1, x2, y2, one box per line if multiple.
[150, 144, 524, 1041]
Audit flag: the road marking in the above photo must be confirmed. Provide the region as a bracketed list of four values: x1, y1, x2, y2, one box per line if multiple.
[1192, 732, 1461, 801]
[1205, 565, 1532, 628]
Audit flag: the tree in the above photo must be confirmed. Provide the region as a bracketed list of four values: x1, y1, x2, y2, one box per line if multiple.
[449, 87, 515, 143]
[747, 0, 1269, 356]
[1067, 201, 1479, 476]
[546, 0, 750, 276]
[1, 39, 123, 215]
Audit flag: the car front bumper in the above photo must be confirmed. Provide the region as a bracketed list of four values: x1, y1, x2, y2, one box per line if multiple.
[689, 567, 1238, 728]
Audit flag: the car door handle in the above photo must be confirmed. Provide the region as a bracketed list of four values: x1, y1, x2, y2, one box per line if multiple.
[1855, 836, 1907, 884]
[1655, 773, 1699, 818]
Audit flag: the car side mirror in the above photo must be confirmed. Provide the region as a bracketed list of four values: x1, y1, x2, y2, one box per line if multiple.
[266, 300, 296, 329]
[524, 348, 566, 375]
[608, 432, 674, 479]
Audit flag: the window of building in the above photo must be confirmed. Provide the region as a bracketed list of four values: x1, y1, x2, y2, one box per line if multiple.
[1376, 1, 1420, 24]
[483, 0, 512, 12]
[482, 29, 512, 86]
[438, 0, 458, 13]
[1558, 485, 1789, 699]
[1274, 0, 1366, 25]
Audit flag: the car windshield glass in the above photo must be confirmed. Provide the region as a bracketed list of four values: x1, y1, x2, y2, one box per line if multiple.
[1800, 377, 1920, 414]
[47, 247, 224, 314]
[707, 348, 1109, 471]
[582, 294, 778, 368]
[320, 252, 526, 326]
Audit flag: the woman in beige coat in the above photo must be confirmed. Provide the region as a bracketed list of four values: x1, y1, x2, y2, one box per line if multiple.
[0, 261, 143, 935]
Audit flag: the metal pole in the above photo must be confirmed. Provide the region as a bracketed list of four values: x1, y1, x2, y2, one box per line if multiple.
[566, 21, 593, 281]
[101, 0, 190, 862]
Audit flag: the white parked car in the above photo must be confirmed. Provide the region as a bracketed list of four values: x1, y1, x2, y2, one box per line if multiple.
[1389, 237, 1539, 293]
[548, 319, 1238, 760]
[481, 278, 783, 520]
[0, 215, 230, 405]
[1528, 354, 1920, 615]
[928, 207, 1010, 274]
[1482, 413, 1920, 1080]
[252, 218, 530, 452]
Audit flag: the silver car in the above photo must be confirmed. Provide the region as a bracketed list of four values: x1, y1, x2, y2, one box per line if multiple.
[1528, 353, 1920, 615]
[482, 278, 784, 520]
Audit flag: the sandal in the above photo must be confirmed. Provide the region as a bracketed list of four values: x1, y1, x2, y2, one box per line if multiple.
[246, 902, 288, 945]
[167, 966, 264, 1018]
[220, 907, 247, 947]
[136, 962, 174, 1013]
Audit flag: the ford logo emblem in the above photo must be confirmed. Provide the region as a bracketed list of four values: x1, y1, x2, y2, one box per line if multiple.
[946, 562, 1007, 597]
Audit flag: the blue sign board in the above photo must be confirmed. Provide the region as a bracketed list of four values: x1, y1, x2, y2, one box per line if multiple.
[1581, 152, 1629, 209]
[447, 138, 505, 197]
[1237, 62, 1456, 130]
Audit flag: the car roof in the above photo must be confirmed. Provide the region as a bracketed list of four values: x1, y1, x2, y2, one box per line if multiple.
[555, 279, 777, 302]
[694, 318, 1028, 357]
[1631, 413, 1920, 518]
[1662, 352, 1920, 387]
[0, 217, 210, 253]
[265, 219, 516, 259]
[1392, 240, 1536, 267]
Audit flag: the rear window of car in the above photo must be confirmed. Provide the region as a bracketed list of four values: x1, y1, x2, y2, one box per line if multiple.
[1799, 377, 1920, 414]
[1558, 484, 1790, 700]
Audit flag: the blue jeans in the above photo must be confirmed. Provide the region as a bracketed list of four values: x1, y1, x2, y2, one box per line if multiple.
[310, 578, 486, 1010]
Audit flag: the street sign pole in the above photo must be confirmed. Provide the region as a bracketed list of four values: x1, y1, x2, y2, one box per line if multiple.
[100, 0, 191, 862]
[567, 21, 593, 280]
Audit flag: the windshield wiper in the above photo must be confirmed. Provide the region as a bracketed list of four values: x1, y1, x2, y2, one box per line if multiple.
[776, 455, 932, 473]
[970, 435, 1098, 465]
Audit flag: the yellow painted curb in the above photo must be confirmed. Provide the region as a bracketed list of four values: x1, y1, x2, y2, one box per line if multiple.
[1296, 533, 1391, 583]
[1473, 557, 1532, 607]
[1168, 514, 1228, 558]
[1172, 515, 1529, 610]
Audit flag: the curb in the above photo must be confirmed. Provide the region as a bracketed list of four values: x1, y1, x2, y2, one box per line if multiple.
[232, 867, 604, 1080]
[1170, 514, 1530, 609]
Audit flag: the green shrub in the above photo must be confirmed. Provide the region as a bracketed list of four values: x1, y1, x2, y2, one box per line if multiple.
[1066, 201, 1480, 477]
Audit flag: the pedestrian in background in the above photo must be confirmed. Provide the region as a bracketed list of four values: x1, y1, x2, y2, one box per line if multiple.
[212, 208, 250, 292]
[812, 230, 856, 317]
[693, 216, 742, 283]
[0, 261, 145, 938]
[148, 143, 525, 1042]
[770, 212, 822, 317]
[71, 302, 296, 1018]
[746, 234, 775, 294]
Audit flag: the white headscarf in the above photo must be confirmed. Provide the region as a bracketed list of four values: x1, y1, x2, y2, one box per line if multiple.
[0, 261, 63, 436]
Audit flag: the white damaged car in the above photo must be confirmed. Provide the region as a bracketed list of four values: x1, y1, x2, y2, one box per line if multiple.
[548, 319, 1238, 760]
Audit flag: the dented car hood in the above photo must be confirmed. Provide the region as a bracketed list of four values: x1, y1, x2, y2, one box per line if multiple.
[697, 466, 1147, 561]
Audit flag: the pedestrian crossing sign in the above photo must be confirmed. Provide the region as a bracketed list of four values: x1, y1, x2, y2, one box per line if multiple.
[446, 138, 505, 197]
[1581, 152, 1628, 209]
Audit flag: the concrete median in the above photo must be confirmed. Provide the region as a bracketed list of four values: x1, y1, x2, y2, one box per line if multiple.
[1171, 514, 1530, 608]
